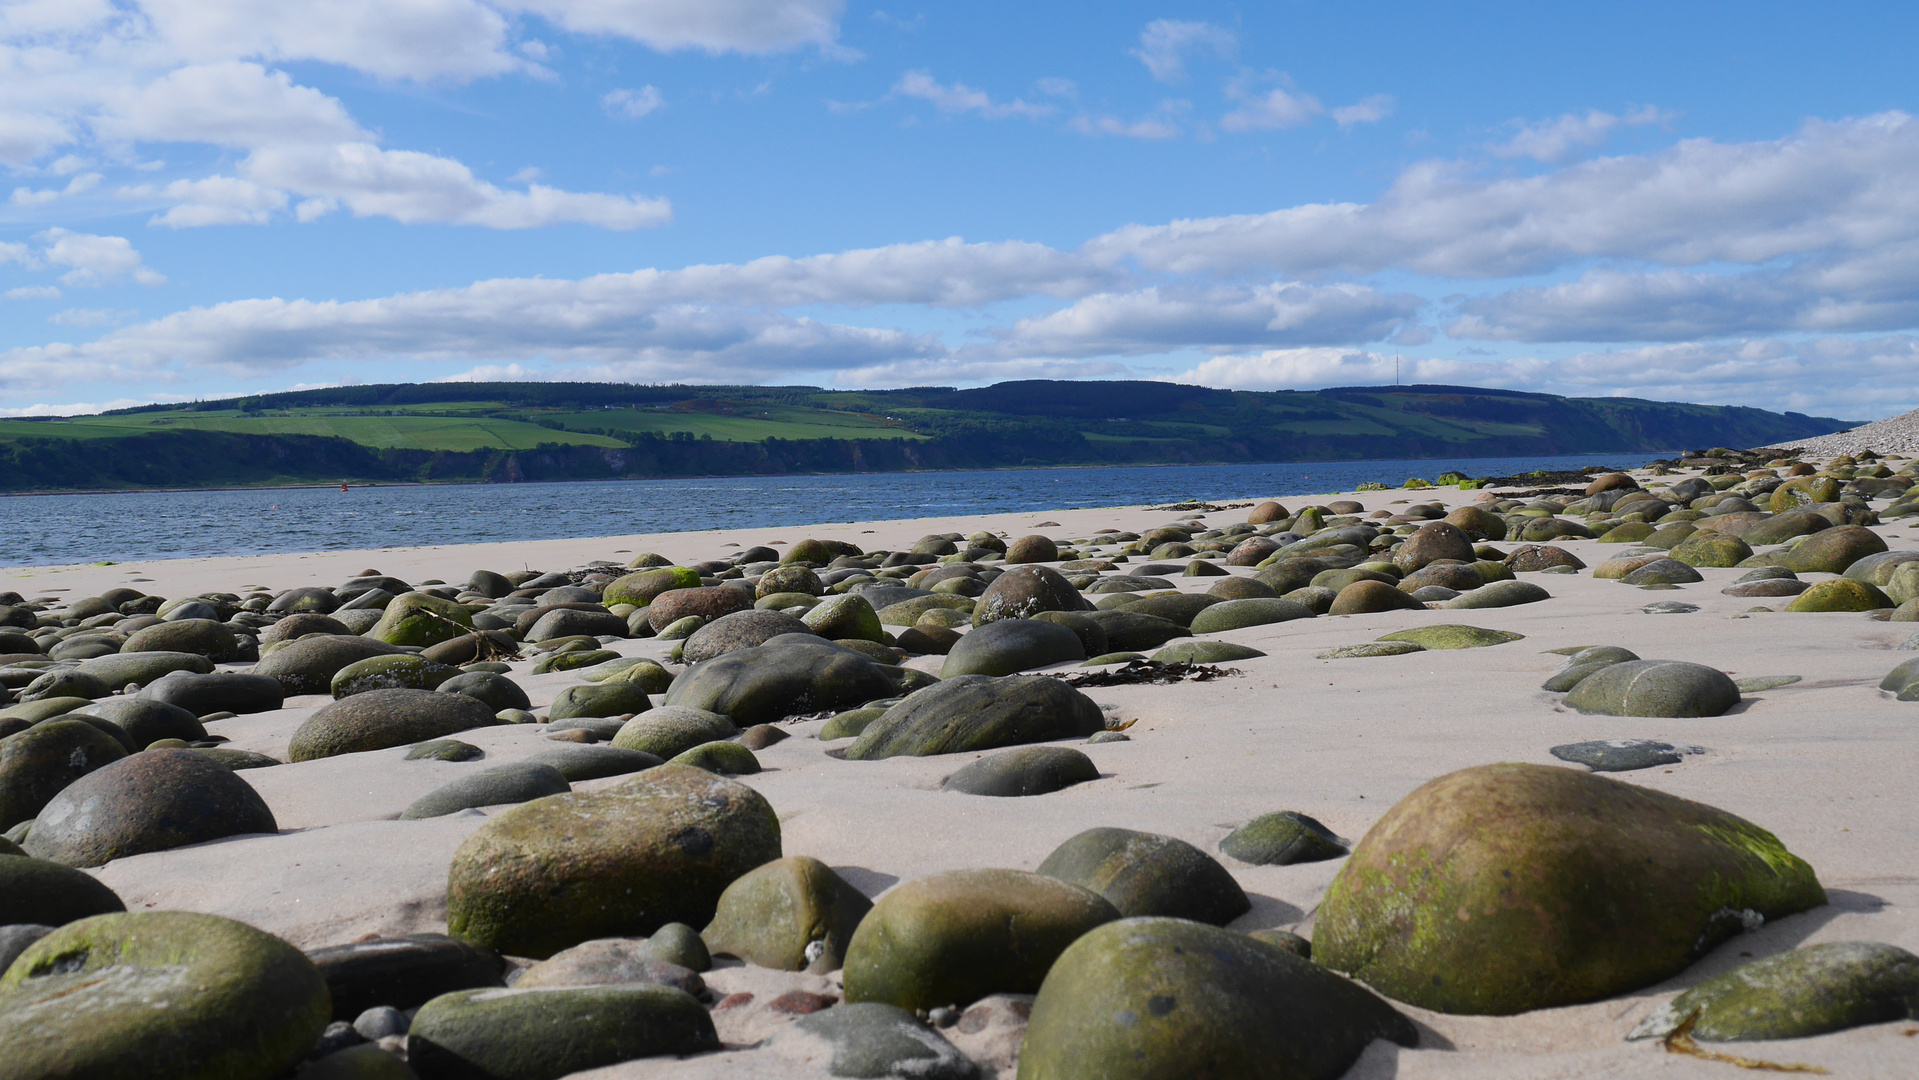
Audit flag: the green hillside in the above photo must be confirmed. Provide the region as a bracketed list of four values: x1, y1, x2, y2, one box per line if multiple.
[0, 380, 1854, 493]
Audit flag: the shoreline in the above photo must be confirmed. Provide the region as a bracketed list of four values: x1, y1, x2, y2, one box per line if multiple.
[4, 449, 1913, 1077]
[0, 448, 1669, 501]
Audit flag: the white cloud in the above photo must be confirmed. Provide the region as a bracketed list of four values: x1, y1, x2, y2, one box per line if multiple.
[1172, 347, 1533, 392]
[10, 172, 102, 207]
[1169, 337, 1919, 419]
[1220, 75, 1322, 132]
[1070, 101, 1186, 140]
[139, 175, 290, 227]
[35, 229, 165, 286]
[1131, 19, 1235, 83]
[0, 243, 34, 266]
[602, 85, 664, 119]
[1036, 78, 1077, 99]
[1332, 95, 1395, 129]
[0, 398, 154, 418]
[894, 71, 1054, 120]
[240, 143, 671, 229]
[1491, 105, 1670, 164]
[997, 283, 1421, 357]
[832, 357, 1128, 389]
[6, 285, 61, 300]
[139, 0, 526, 81]
[93, 62, 370, 149]
[500, 0, 850, 57]
[48, 307, 126, 326]
[1086, 113, 1919, 281]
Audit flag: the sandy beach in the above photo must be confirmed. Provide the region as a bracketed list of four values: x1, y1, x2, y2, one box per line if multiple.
[3, 456, 1917, 1079]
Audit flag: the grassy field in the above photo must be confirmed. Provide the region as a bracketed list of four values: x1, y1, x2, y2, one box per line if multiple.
[0, 410, 628, 451]
[549, 404, 924, 442]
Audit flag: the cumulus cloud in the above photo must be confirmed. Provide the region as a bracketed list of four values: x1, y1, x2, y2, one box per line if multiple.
[1087, 112, 1919, 282]
[1069, 101, 1186, 140]
[0, 3, 671, 229]
[1131, 19, 1236, 83]
[894, 71, 1054, 120]
[1491, 105, 1670, 164]
[6, 286, 62, 300]
[1219, 73, 1389, 133]
[239, 144, 672, 229]
[35, 229, 165, 286]
[1173, 347, 1537, 392]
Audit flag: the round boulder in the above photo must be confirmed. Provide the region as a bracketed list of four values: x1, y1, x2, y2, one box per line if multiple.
[289, 688, 499, 761]
[1036, 827, 1250, 925]
[0, 911, 329, 1080]
[1314, 762, 1824, 1014]
[1561, 659, 1741, 717]
[1019, 917, 1416, 1080]
[0, 855, 126, 926]
[940, 745, 1099, 797]
[940, 618, 1086, 678]
[647, 587, 754, 634]
[701, 855, 874, 973]
[446, 764, 782, 958]
[24, 748, 278, 867]
[845, 675, 1104, 760]
[972, 566, 1089, 626]
[0, 719, 127, 831]
[1004, 535, 1060, 564]
[841, 868, 1119, 1012]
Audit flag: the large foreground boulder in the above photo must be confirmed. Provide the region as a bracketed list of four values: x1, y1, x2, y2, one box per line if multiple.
[844, 675, 1104, 760]
[1019, 918, 1416, 1080]
[446, 764, 781, 958]
[1314, 763, 1825, 1014]
[0, 912, 330, 1080]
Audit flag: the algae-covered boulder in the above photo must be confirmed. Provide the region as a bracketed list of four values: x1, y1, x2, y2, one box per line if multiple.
[1440, 579, 1551, 609]
[251, 634, 409, 695]
[1018, 917, 1416, 1080]
[803, 594, 886, 643]
[122, 618, 242, 661]
[24, 748, 278, 868]
[289, 688, 499, 762]
[1394, 521, 1475, 571]
[1775, 525, 1888, 574]
[0, 718, 127, 830]
[842, 868, 1119, 1012]
[330, 654, 462, 698]
[407, 984, 717, 1077]
[1627, 941, 1919, 1043]
[845, 675, 1104, 760]
[1037, 827, 1249, 926]
[446, 764, 781, 958]
[0, 855, 126, 926]
[1219, 811, 1347, 866]
[701, 855, 873, 973]
[662, 638, 901, 726]
[611, 706, 739, 759]
[0, 911, 330, 1080]
[941, 745, 1099, 797]
[1375, 625, 1522, 650]
[1785, 579, 1894, 612]
[973, 566, 1090, 625]
[1083, 610, 1192, 652]
[941, 618, 1086, 677]
[1314, 762, 1826, 1015]
[1671, 531, 1754, 568]
[367, 592, 474, 648]
[605, 566, 704, 608]
[1561, 659, 1741, 717]
[1188, 597, 1313, 634]
[548, 681, 654, 721]
[667, 740, 760, 775]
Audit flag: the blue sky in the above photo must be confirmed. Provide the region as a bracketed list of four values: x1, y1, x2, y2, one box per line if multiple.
[3, 1, 1918, 418]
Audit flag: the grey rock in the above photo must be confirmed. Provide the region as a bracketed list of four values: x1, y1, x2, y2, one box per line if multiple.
[23, 748, 278, 867]
[1550, 739, 1707, 773]
[940, 619, 1085, 678]
[1219, 811, 1347, 865]
[1562, 659, 1741, 718]
[846, 675, 1104, 760]
[1038, 827, 1250, 925]
[776, 1002, 979, 1080]
[399, 762, 571, 819]
[941, 745, 1099, 797]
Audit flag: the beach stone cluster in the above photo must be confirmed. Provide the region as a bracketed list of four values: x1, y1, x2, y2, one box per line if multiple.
[1, 444, 1916, 1077]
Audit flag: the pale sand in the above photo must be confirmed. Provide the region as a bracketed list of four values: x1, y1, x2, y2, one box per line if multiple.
[8, 475, 1919, 1078]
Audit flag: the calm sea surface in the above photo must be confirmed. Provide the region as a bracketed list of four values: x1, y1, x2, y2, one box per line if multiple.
[0, 453, 1668, 567]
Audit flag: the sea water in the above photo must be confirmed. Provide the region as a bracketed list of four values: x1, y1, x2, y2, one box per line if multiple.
[0, 453, 1668, 567]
